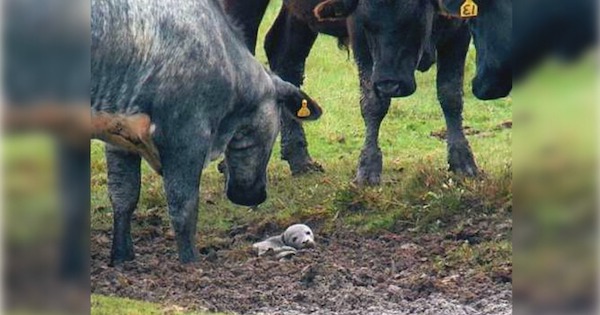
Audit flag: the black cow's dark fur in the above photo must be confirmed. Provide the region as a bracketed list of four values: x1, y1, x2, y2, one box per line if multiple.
[513, 0, 596, 81]
[439, 0, 512, 100]
[441, 0, 596, 100]
[225, 0, 478, 184]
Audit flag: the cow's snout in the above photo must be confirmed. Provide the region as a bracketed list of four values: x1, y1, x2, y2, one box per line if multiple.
[374, 79, 416, 98]
[226, 181, 267, 207]
[472, 74, 512, 100]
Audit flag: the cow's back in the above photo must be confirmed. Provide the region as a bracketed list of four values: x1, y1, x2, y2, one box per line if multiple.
[91, 0, 268, 115]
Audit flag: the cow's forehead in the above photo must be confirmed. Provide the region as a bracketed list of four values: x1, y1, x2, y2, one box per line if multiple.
[439, 0, 468, 12]
[362, 0, 428, 16]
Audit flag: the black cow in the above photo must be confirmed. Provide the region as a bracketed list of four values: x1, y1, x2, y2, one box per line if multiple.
[317, 0, 478, 184]
[438, 0, 512, 100]
[315, 0, 596, 183]
[513, 0, 596, 81]
[440, 0, 596, 100]
[92, 0, 322, 264]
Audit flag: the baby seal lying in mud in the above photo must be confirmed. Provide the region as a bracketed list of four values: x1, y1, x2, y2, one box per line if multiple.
[253, 224, 316, 259]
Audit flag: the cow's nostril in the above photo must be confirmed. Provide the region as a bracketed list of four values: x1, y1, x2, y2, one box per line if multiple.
[375, 80, 401, 97]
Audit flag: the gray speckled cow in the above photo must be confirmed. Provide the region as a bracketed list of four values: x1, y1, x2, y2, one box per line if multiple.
[91, 0, 322, 265]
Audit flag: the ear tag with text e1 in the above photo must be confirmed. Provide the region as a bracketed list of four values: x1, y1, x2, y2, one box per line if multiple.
[297, 99, 311, 118]
[460, 0, 478, 18]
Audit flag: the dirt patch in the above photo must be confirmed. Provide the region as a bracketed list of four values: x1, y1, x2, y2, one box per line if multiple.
[92, 219, 512, 315]
[494, 120, 512, 130]
[430, 126, 482, 140]
[431, 121, 512, 141]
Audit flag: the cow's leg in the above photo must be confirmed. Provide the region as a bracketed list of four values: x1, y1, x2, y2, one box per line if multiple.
[349, 22, 390, 186]
[355, 76, 391, 186]
[436, 25, 478, 176]
[159, 132, 206, 264]
[221, 0, 270, 53]
[106, 144, 141, 265]
[265, 6, 322, 175]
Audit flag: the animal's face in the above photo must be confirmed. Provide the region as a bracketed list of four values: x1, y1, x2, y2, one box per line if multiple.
[315, 0, 436, 98]
[224, 76, 321, 207]
[224, 99, 279, 206]
[283, 224, 316, 249]
[470, 0, 511, 99]
[439, 0, 512, 99]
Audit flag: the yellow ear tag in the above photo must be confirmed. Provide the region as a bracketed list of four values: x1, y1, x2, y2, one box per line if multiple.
[460, 0, 478, 18]
[297, 99, 311, 118]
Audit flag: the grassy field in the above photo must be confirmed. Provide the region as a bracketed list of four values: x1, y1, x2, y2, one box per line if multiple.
[91, 0, 511, 313]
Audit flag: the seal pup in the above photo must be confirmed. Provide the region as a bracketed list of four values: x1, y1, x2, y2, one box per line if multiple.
[253, 224, 315, 258]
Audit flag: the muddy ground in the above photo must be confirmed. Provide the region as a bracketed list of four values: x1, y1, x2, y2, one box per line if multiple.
[92, 216, 512, 315]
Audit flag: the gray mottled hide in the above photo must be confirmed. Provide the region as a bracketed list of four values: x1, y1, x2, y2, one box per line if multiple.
[92, 0, 278, 165]
[91, 0, 318, 264]
[253, 224, 315, 259]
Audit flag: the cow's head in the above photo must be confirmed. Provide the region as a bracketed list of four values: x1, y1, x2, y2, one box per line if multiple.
[224, 76, 322, 206]
[438, 0, 512, 100]
[315, 0, 436, 98]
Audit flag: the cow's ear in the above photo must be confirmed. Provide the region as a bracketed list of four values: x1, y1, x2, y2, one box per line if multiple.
[274, 77, 322, 121]
[314, 0, 358, 21]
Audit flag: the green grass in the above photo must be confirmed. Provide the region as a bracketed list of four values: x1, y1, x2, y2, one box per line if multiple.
[90, 0, 511, 311]
[92, 295, 226, 315]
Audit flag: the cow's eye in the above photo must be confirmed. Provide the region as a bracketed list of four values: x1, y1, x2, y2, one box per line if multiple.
[292, 237, 298, 242]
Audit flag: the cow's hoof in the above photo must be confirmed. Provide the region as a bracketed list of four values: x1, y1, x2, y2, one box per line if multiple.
[178, 248, 199, 264]
[354, 170, 382, 186]
[448, 143, 479, 177]
[289, 159, 325, 176]
[355, 147, 383, 186]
